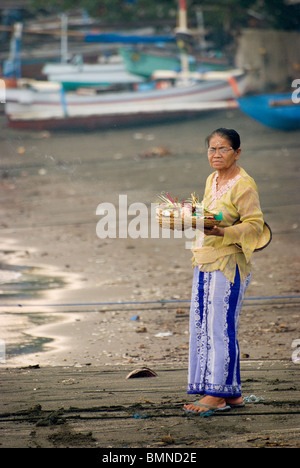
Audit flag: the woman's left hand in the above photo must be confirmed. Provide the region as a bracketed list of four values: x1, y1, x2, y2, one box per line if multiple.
[204, 226, 225, 237]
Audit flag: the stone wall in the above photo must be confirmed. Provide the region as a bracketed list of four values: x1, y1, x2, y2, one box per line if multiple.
[235, 28, 300, 93]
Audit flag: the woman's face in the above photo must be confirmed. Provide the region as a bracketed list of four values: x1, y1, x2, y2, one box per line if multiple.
[207, 135, 241, 171]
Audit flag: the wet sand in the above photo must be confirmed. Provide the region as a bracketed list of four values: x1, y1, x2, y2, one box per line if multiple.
[0, 109, 299, 448]
[1, 361, 300, 448]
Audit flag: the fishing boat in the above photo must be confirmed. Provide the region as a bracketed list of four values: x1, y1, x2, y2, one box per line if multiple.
[42, 60, 145, 90]
[4, 70, 247, 131]
[1, 15, 151, 89]
[237, 94, 300, 130]
[119, 47, 228, 79]
[119, 47, 196, 78]
[4, 1, 248, 131]
[40, 14, 147, 90]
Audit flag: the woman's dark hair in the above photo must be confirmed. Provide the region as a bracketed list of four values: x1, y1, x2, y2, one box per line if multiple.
[206, 128, 241, 150]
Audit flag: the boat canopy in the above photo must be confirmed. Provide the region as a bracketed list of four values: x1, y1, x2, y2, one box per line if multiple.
[84, 33, 175, 44]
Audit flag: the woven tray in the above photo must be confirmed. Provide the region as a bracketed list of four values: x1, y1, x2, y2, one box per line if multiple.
[157, 214, 221, 231]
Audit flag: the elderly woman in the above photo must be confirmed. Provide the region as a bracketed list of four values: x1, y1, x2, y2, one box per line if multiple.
[184, 128, 264, 416]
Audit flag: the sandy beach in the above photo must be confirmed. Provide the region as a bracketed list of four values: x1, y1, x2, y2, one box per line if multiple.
[0, 109, 299, 448]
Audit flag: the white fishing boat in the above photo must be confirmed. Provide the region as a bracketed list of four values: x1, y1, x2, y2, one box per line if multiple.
[40, 14, 145, 90]
[4, 2, 248, 131]
[4, 70, 247, 131]
[42, 60, 145, 90]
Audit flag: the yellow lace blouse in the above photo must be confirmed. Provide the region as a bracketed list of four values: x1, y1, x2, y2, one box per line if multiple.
[192, 167, 264, 283]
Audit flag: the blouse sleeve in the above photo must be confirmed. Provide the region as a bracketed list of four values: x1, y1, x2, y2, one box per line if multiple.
[222, 179, 264, 263]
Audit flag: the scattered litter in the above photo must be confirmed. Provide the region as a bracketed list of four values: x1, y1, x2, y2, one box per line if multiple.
[130, 315, 140, 321]
[133, 132, 144, 140]
[62, 378, 76, 385]
[292, 339, 300, 363]
[17, 146, 25, 154]
[136, 326, 147, 333]
[126, 367, 157, 379]
[134, 412, 148, 419]
[136, 146, 172, 160]
[20, 364, 40, 370]
[36, 130, 51, 139]
[155, 332, 173, 338]
[38, 168, 47, 176]
[244, 395, 265, 403]
[133, 132, 154, 141]
[140, 397, 154, 404]
[161, 434, 174, 444]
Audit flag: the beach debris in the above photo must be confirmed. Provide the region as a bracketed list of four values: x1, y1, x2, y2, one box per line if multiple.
[133, 132, 144, 140]
[243, 395, 265, 403]
[20, 364, 40, 369]
[126, 367, 157, 379]
[38, 168, 47, 176]
[292, 339, 300, 364]
[17, 146, 25, 154]
[36, 409, 65, 427]
[136, 146, 172, 160]
[62, 378, 76, 385]
[36, 130, 51, 139]
[140, 397, 154, 404]
[135, 326, 147, 333]
[155, 332, 173, 338]
[134, 412, 148, 419]
[133, 132, 155, 141]
[176, 308, 186, 315]
[130, 315, 140, 321]
[161, 434, 175, 445]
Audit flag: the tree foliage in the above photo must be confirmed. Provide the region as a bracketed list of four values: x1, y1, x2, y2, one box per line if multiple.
[29, 0, 300, 31]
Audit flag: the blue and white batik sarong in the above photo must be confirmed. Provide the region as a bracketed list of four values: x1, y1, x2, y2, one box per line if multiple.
[187, 266, 251, 398]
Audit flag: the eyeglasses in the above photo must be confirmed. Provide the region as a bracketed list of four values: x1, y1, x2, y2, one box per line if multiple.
[208, 147, 233, 156]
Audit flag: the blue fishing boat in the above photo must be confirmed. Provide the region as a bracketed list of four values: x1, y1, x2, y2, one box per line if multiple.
[237, 94, 300, 131]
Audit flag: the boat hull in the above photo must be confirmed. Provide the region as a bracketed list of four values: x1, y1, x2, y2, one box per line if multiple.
[5, 73, 247, 130]
[238, 94, 300, 130]
[5, 101, 238, 131]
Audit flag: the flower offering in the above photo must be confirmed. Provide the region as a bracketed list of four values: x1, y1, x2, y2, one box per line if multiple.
[155, 192, 222, 230]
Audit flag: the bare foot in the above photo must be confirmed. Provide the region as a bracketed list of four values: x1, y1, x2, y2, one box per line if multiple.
[184, 395, 227, 413]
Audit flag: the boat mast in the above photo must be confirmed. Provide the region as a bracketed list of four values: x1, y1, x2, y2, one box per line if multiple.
[176, 0, 191, 84]
[179, 0, 188, 31]
[61, 13, 69, 63]
[3, 22, 22, 80]
[195, 7, 207, 53]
